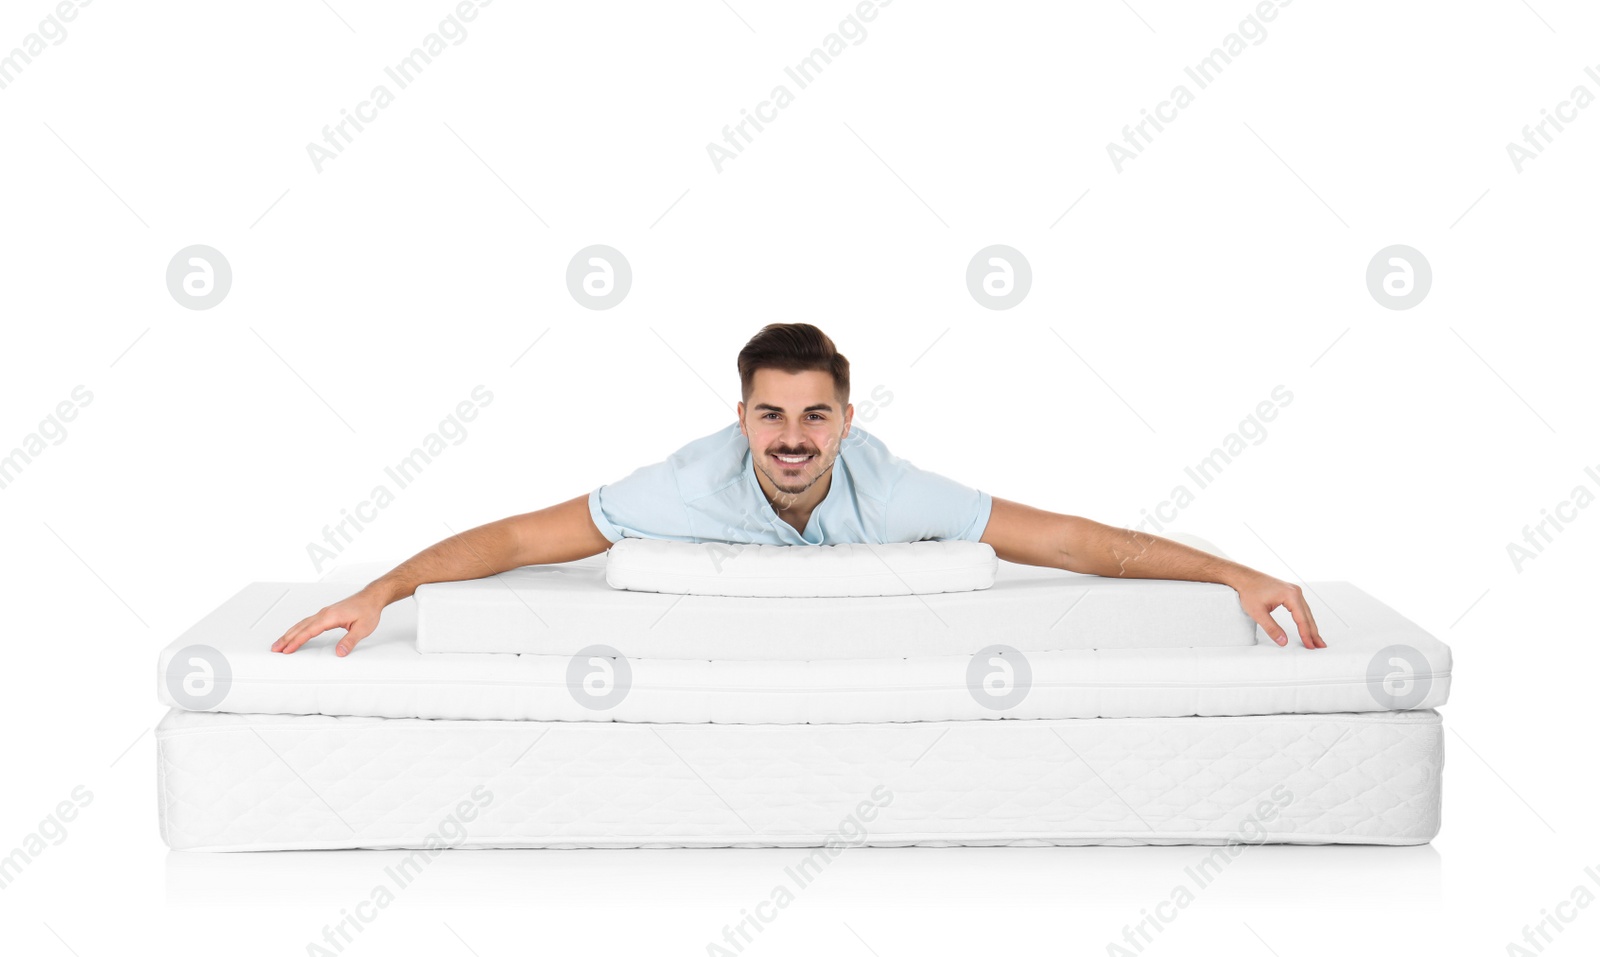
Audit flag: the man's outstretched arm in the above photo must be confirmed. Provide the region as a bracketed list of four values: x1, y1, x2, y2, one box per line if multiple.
[979, 496, 1326, 649]
[272, 492, 614, 656]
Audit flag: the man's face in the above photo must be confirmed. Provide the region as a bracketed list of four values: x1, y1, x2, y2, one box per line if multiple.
[738, 368, 852, 501]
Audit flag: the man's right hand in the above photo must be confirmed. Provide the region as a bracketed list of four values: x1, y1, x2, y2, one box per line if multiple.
[268, 495, 613, 657]
[272, 588, 388, 656]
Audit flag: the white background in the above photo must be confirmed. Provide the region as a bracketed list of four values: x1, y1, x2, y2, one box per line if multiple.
[3, 0, 1597, 953]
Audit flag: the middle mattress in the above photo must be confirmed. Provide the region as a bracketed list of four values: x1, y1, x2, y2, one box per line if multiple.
[414, 553, 1259, 657]
[155, 576, 1451, 724]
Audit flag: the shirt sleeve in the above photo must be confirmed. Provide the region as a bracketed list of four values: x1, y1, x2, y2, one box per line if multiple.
[587, 460, 696, 544]
[883, 463, 994, 544]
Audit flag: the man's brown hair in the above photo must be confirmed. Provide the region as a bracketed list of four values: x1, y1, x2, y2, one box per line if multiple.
[737, 323, 850, 409]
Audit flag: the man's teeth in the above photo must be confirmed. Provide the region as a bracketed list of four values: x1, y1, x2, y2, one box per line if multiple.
[775, 453, 812, 462]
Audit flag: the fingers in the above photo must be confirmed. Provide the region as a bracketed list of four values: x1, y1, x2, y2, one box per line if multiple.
[1247, 606, 1289, 646]
[274, 615, 317, 654]
[270, 597, 382, 656]
[270, 614, 314, 653]
[272, 609, 344, 655]
[1285, 591, 1326, 649]
[1245, 584, 1326, 651]
[335, 618, 376, 657]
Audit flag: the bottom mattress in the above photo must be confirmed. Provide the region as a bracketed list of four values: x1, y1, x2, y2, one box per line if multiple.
[157, 709, 1443, 850]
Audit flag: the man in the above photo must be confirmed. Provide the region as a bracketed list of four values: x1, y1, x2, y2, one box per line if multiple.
[274, 323, 1325, 655]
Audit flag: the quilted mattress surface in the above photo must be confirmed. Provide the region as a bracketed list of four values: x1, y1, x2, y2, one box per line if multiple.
[155, 577, 1451, 724]
[416, 554, 1258, 657]
[156, 708, 1444, 850]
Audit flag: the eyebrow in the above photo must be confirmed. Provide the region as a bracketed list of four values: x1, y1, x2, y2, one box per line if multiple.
[753, 402, 833, 413]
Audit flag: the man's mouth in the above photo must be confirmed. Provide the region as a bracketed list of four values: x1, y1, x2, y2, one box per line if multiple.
[771, 452, 815, 469]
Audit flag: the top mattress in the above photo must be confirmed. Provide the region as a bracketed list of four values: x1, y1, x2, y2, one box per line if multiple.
[603, 537, 1001, 597]
[155, 572, 1452, 724]
[414, 553, 1258, 658]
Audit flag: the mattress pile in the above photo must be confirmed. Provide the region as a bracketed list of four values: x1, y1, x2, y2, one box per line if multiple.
[155, 540, 1450, 850]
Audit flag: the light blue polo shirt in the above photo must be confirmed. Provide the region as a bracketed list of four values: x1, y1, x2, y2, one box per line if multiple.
[588, 421, 993, 546]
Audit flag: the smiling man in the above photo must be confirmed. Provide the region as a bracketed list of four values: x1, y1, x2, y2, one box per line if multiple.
[274, 323, 1325, 655]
